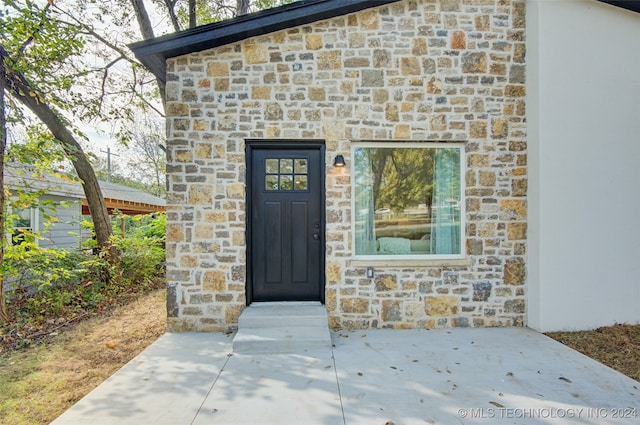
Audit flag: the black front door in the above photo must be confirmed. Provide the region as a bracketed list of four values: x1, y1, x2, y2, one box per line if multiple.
[248, 143, 325, 302]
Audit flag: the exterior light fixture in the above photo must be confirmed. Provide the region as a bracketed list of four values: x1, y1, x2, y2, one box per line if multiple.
[333, 155, 346, 167]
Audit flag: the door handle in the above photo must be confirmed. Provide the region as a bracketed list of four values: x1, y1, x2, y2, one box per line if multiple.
[313, 233, 320, 240]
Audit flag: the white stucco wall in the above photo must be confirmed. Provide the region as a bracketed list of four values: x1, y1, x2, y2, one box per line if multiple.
[527, 0, 640, 331]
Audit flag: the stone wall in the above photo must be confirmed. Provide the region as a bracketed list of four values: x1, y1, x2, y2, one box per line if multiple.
[164, 0, 527, 331]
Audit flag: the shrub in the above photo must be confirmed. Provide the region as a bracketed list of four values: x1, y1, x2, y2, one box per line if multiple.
[3, 213, 166, 334]
[5, 249, 103, 322]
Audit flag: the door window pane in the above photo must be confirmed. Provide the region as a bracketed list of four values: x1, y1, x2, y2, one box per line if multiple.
[294, 159, 308, 174]
[294, 175, 308, 191]
[280, 159, 293, 174]
[353, 145, 463, 257]
[265, 157, 309, 192]
[280, 175, 293, 191]
[265, 175, 279, 191]
[266, 159, 279, 174]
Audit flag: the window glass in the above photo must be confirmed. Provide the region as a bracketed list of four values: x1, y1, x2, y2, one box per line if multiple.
[280, 159, 293, 174]
[294, 175, 308, 191]
[265, 175, 279, 191]
[14, 208, 32, 229]
[12, 207, 34, 246]
[266, 159, 279, 174]
[294, 159, 308, 174]
[353, 144, 462, 257]
[280, 175, 293, 191]
[265, 157, 309, 192]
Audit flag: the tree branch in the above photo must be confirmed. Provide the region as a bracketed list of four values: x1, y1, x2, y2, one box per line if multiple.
[162, 0, 182, 32]
[0, 46, 112, 251]
[54, 4, 167, 111]
[14, 3, 53, 59]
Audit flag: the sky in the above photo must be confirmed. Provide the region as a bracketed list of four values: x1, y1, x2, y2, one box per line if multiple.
[5, 0, 170, 181]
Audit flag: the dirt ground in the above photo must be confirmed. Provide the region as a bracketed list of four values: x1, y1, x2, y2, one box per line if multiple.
[1, 290, 638, 425]
[0, 289, 167, 425]
[546, 324, 640, 382]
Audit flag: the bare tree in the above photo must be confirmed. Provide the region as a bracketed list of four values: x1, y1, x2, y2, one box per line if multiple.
[128, 118, 167, 197]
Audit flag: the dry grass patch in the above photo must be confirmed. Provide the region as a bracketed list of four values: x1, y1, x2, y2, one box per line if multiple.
[0, 289, 166, 425]
[546, 324, 640, 382]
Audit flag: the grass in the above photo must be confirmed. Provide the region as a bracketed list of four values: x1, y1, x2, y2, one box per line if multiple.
[0, 289, 166, 425]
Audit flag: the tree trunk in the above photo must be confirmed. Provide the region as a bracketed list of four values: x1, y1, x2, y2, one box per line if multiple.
[0, 53, 9, 322]
[130, 0, 167, 107]
[236, 0, 250, 16]
[162, 0, 182, 32]
[188, 0, 197, 28]
[0, 47, 112, 252]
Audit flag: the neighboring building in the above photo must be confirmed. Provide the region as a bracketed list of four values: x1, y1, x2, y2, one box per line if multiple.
[5, 163, 166, 249]
[129, 0, 640, 332]
[6, 164, 84, 250]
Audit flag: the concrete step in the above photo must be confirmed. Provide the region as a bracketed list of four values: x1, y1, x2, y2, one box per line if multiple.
[233, 302, 332, 354]
[233, 326, 332, 354]
[237, 302, 327, 329]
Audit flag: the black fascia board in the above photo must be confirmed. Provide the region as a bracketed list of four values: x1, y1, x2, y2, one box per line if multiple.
[598, 1, 640, 14]
[129, 0, 400, 83]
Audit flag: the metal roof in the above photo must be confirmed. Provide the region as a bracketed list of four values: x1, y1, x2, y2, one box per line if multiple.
[5, 163, 165, 215]
[5, 163, 84, 199]
[128, 0, 400, 83]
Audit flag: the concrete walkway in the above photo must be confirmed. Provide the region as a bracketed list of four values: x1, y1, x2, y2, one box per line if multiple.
[50, 328, 639, 425]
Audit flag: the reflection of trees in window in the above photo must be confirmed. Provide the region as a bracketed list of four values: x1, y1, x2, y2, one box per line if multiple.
[372, 148, 435, 214]
[355, 147, 435, 216]
[354, 145, 462, 257]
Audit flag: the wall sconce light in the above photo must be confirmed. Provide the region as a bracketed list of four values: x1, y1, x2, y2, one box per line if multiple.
[333, 155, 346, 168]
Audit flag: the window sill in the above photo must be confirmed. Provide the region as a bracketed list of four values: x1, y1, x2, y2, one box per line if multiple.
[350, 257, 472, 268]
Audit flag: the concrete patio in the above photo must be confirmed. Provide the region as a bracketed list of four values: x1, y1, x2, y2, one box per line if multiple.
[50, 327, 639, 425]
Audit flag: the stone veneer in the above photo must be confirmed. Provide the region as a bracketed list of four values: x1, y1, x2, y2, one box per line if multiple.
[164, 0, 527, 331]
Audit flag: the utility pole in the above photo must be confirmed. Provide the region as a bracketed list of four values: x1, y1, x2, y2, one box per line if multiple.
[101, 147, 120, 182]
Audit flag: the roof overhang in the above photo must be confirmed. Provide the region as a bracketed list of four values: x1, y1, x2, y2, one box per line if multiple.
[598, 1, 640, 14]
[129, 0, 400, 83]
[130, 0, 640, 84]
[82, 198, 166, 216]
